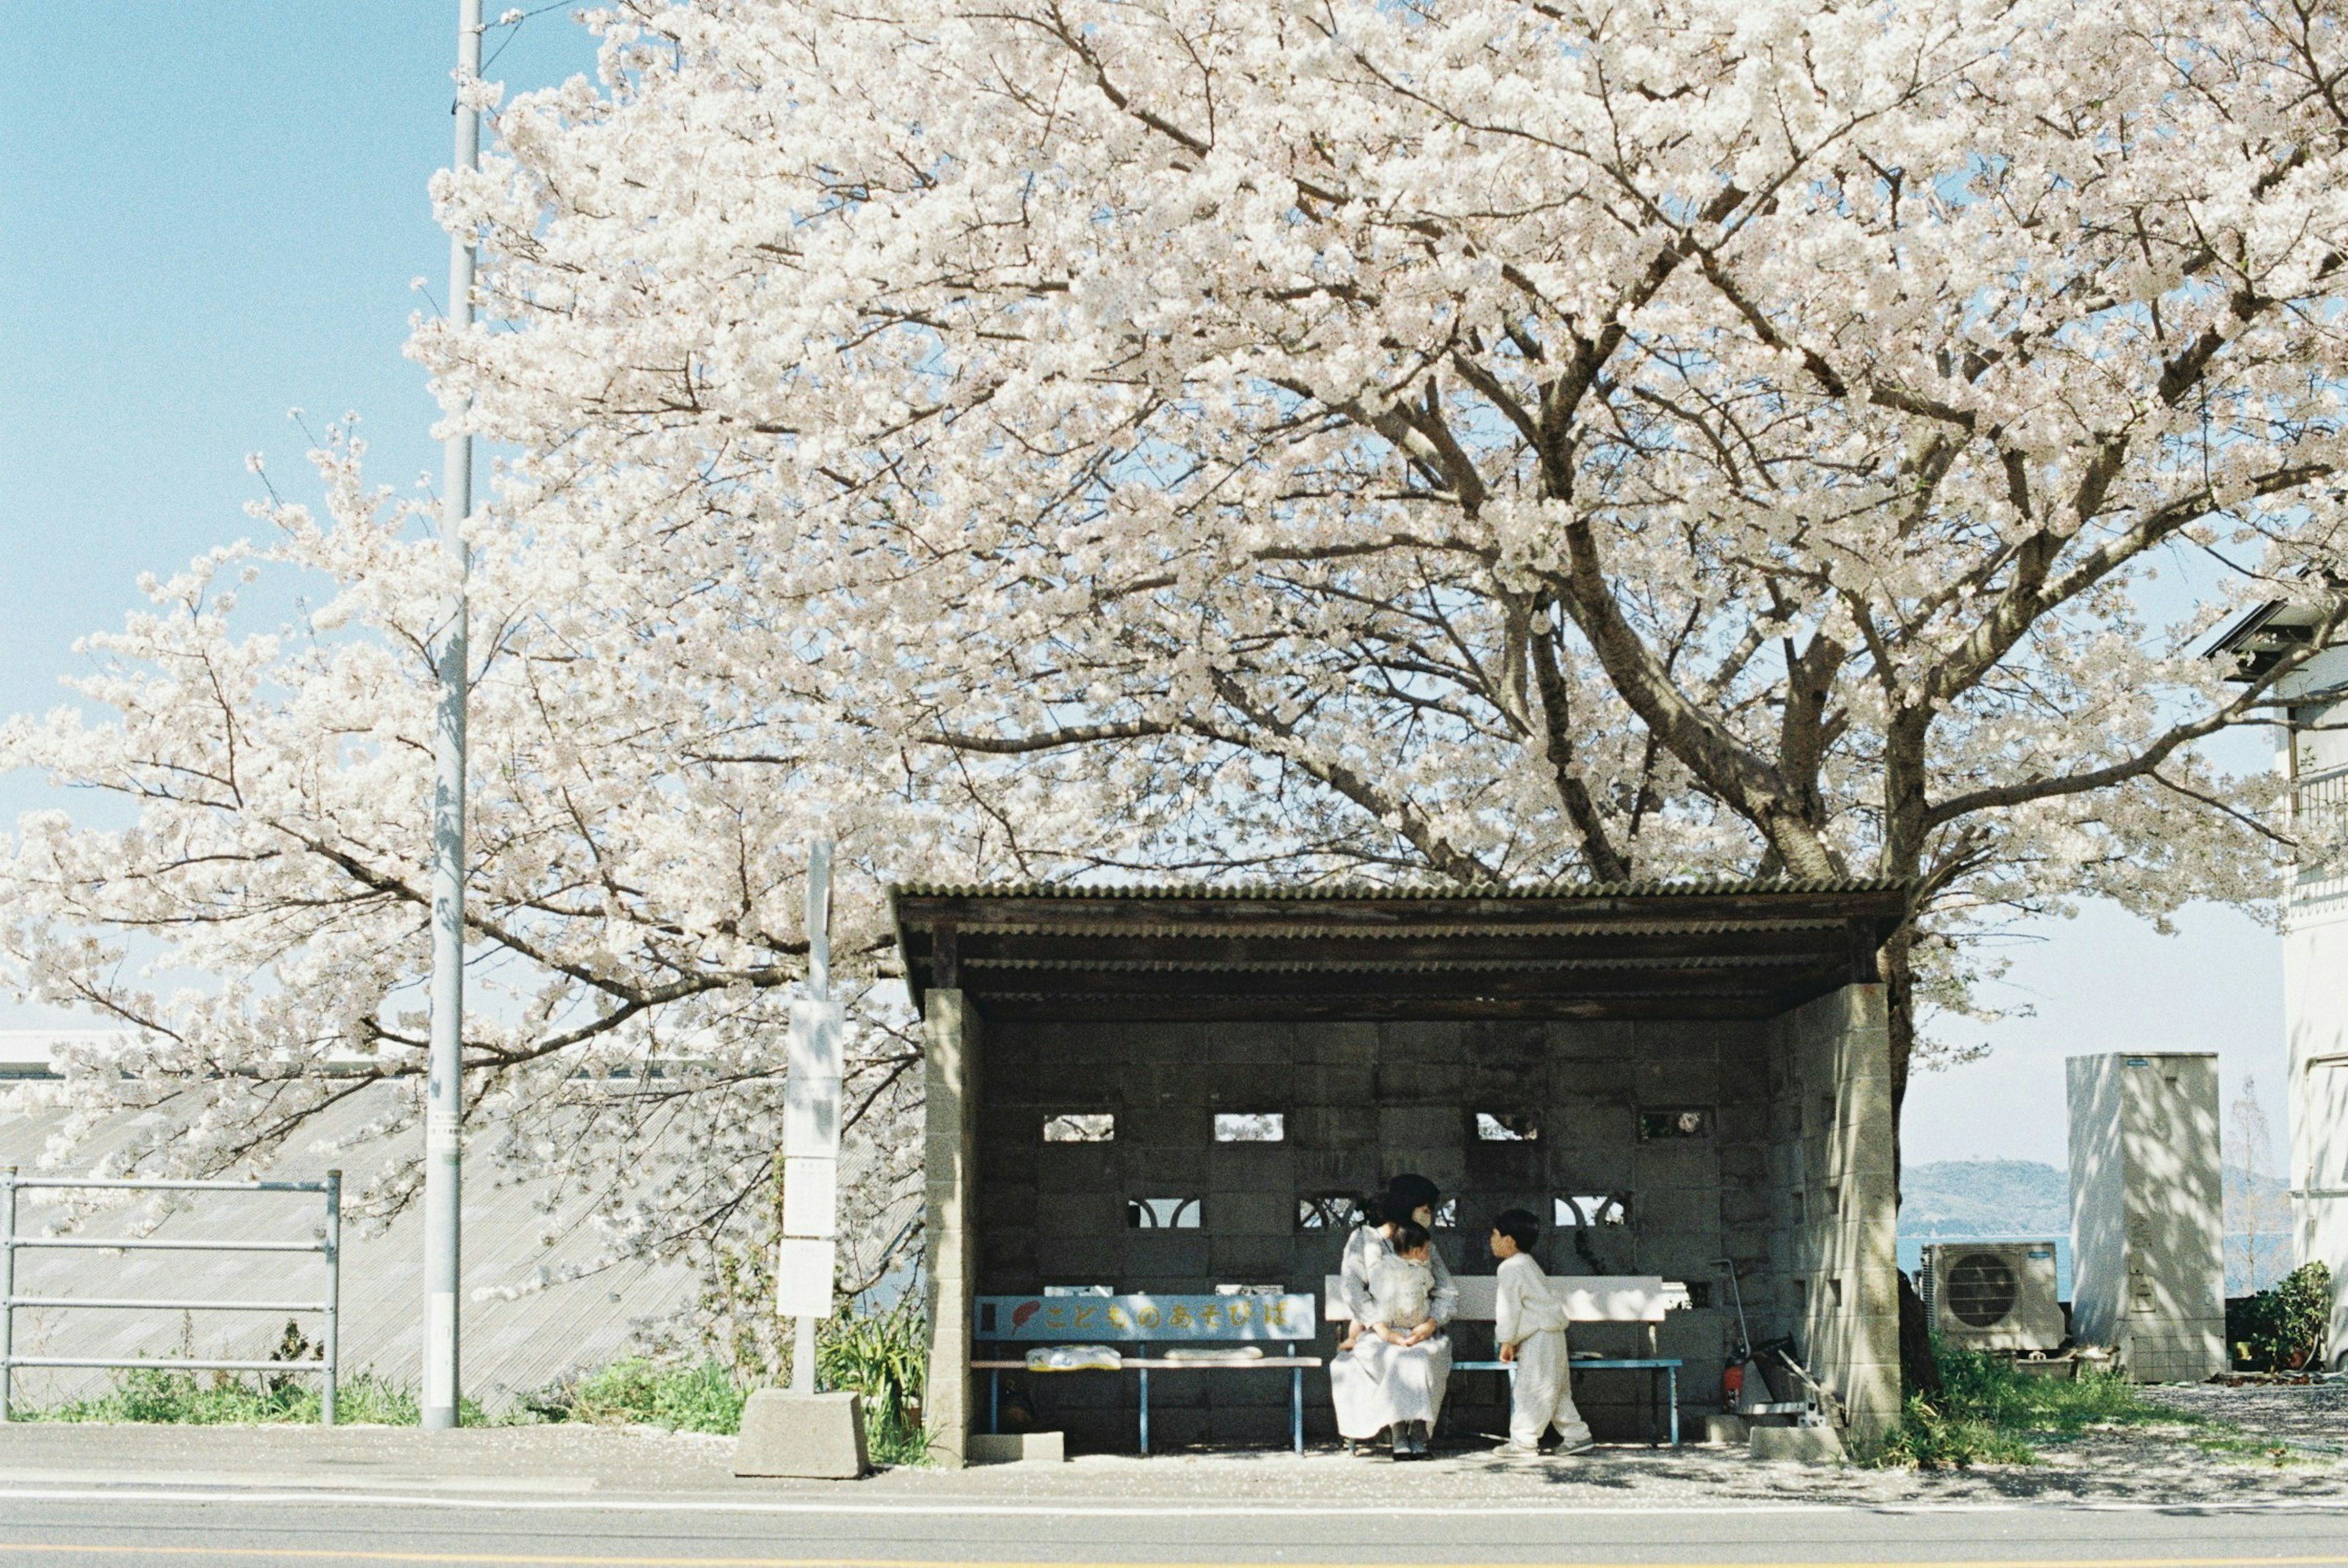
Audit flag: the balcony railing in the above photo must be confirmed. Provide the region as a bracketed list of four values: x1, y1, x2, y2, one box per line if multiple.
[2292, 764, 2348, 869]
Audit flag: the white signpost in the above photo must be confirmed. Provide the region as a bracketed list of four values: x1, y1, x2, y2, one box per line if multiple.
[733, 840, 868, 1478]
[783, 842, 844, 1366]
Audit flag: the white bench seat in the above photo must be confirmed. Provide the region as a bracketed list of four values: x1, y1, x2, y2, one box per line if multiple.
[1323, 1272, 1689, 1323]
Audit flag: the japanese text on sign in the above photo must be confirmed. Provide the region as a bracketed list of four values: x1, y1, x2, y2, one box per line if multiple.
[974, 1293, 1314, 1341]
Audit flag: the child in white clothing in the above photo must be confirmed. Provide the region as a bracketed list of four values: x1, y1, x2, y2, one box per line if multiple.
[1490, 1209, 1595, 1456]
[1342, 1220, 1438, 1350]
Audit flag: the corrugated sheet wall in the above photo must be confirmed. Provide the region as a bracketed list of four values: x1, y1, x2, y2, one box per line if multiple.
[0, 1084, 701, 1412]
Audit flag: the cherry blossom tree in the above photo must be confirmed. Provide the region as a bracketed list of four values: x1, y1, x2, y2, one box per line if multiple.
[0, 443, 941, 1345]
[429, 0, 2348, 1110]
[7, 0, 2348, 1292]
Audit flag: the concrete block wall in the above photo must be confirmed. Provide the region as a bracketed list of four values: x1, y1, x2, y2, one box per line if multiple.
[2067, 1052, 2226, 1382]
[1763, 985, 1900, 1446]
[922, 989, 983, 1467]
[956, 1010, 1823, 1451]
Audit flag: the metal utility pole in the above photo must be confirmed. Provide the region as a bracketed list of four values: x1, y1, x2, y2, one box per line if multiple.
[793, 841, 833, 1396]
[422, 0, 482, 1434]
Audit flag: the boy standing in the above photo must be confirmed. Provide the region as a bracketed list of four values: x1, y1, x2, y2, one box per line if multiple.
[1490, 1209, 1596, 1456]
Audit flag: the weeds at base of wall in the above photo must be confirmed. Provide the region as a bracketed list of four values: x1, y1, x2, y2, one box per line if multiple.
[534, 1357, 925, 1465]
[504, 1306, 929, 1465]
[24, 1368, 479, 1427]
[15, 1303, 931, 1467]
[537, 1302, 931, 1464]
[1874, 1340, 2192, 1468]
[541, 1359, 747, 1435]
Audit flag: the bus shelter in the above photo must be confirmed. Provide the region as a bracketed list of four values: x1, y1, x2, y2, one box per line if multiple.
[890, 879, 1905, 1463]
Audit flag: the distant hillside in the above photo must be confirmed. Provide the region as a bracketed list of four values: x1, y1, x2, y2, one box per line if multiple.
[1900, 1158, 2291, 1236]
[1901, 1160, 2070, 1238]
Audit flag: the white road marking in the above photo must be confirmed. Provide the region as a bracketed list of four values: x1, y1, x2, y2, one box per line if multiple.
[0, 1486, 2342, 1518]
[0, 1547, 2340, 1568]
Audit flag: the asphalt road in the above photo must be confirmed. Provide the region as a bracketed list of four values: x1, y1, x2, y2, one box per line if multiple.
[2, 1487, 2347, 1568]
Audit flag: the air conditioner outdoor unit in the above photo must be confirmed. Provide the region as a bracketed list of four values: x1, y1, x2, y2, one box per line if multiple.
[1919, 1242, 2065, 1352]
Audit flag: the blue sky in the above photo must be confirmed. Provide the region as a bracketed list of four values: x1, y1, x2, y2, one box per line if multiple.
[0, 4, 2292, 1167]
[0, 4, 593, 729]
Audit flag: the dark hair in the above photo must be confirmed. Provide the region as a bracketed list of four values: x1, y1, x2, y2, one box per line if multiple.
[1389, 1220, 1431, 1254]
[1381, 1173, 1439, 1224]
[1491, 1207, 1540, 1253]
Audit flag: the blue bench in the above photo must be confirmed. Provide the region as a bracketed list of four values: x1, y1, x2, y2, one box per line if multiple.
[1447, 1355, 1684, 1446]
[973, 1292, 1321, 1454]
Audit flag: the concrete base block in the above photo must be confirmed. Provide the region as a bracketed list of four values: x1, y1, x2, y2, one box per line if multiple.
[969, 1431, 1066, 1465]
[1749, 1423, 1847, 1464]
[732, 1390, 868, 1479]
[1701, 1414, 1750, 1445]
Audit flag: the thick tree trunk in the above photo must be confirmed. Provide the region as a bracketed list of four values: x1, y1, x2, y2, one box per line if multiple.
[1877, 710, 1931, 1217]
[1878, 921, 1933, 1398]
[1898, 1267, 1943, 1402]
[1881, 921, 1916, 1190]
[1875, 719, 1930, 1399]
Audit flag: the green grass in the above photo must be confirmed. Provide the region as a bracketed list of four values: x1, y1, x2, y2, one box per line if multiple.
[537, 1356, 926, 1464]
[1875, 1341, 2196, 1468]
[2188, 1432, 2327, 1468]
[525, 1303, 932, 1464]
[26, 1366, 476, 1427]
[815, 1303, 928, 1465]
[555, 1358, 747, 1434]
[17, 1305, 932, 1463]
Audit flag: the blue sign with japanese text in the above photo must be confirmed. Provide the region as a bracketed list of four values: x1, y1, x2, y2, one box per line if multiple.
[973, 1293, 1315, 1341]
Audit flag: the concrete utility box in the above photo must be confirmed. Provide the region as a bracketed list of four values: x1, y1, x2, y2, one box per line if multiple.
[892, 880, 1910, 1463]
[2067, 1052, 2225, 1382]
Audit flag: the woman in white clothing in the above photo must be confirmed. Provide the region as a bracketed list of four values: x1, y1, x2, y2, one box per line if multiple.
[1329, 1174, 1458, 1459]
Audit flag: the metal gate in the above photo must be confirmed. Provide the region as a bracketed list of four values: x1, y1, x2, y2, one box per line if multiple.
[0, 1169, 342, 1424]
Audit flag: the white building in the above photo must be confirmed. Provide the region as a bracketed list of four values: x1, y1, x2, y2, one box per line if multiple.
[2213, 604, 2348, 1366]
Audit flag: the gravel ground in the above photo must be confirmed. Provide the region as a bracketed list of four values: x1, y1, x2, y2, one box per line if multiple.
[0, 1384, 2339, 1506]
[2142, 1379, 2348, 1446]
[862, 1385, 2348, 1506]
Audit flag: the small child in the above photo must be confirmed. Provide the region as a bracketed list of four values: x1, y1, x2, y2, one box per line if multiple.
[1490, 1208, 1595, 1456]
[1340, 1220, 1439, 1353]
[1367, 1220, 1438, 1344]
[1375, 1221, 1441, 1461]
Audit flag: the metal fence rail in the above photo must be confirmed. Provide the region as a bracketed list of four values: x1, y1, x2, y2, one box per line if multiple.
[0, 1168, 341, 1424]
[2294, 762, 2348, 852]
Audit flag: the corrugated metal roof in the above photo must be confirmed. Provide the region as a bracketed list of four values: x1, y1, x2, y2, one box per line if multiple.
[889, 877, 1907, 1021]
[889, 875, 1903, 901]
[972, 953, 1820, 973]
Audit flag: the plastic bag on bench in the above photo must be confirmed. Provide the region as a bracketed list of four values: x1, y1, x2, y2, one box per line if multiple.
[1027, 1345, 1124, 1372]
